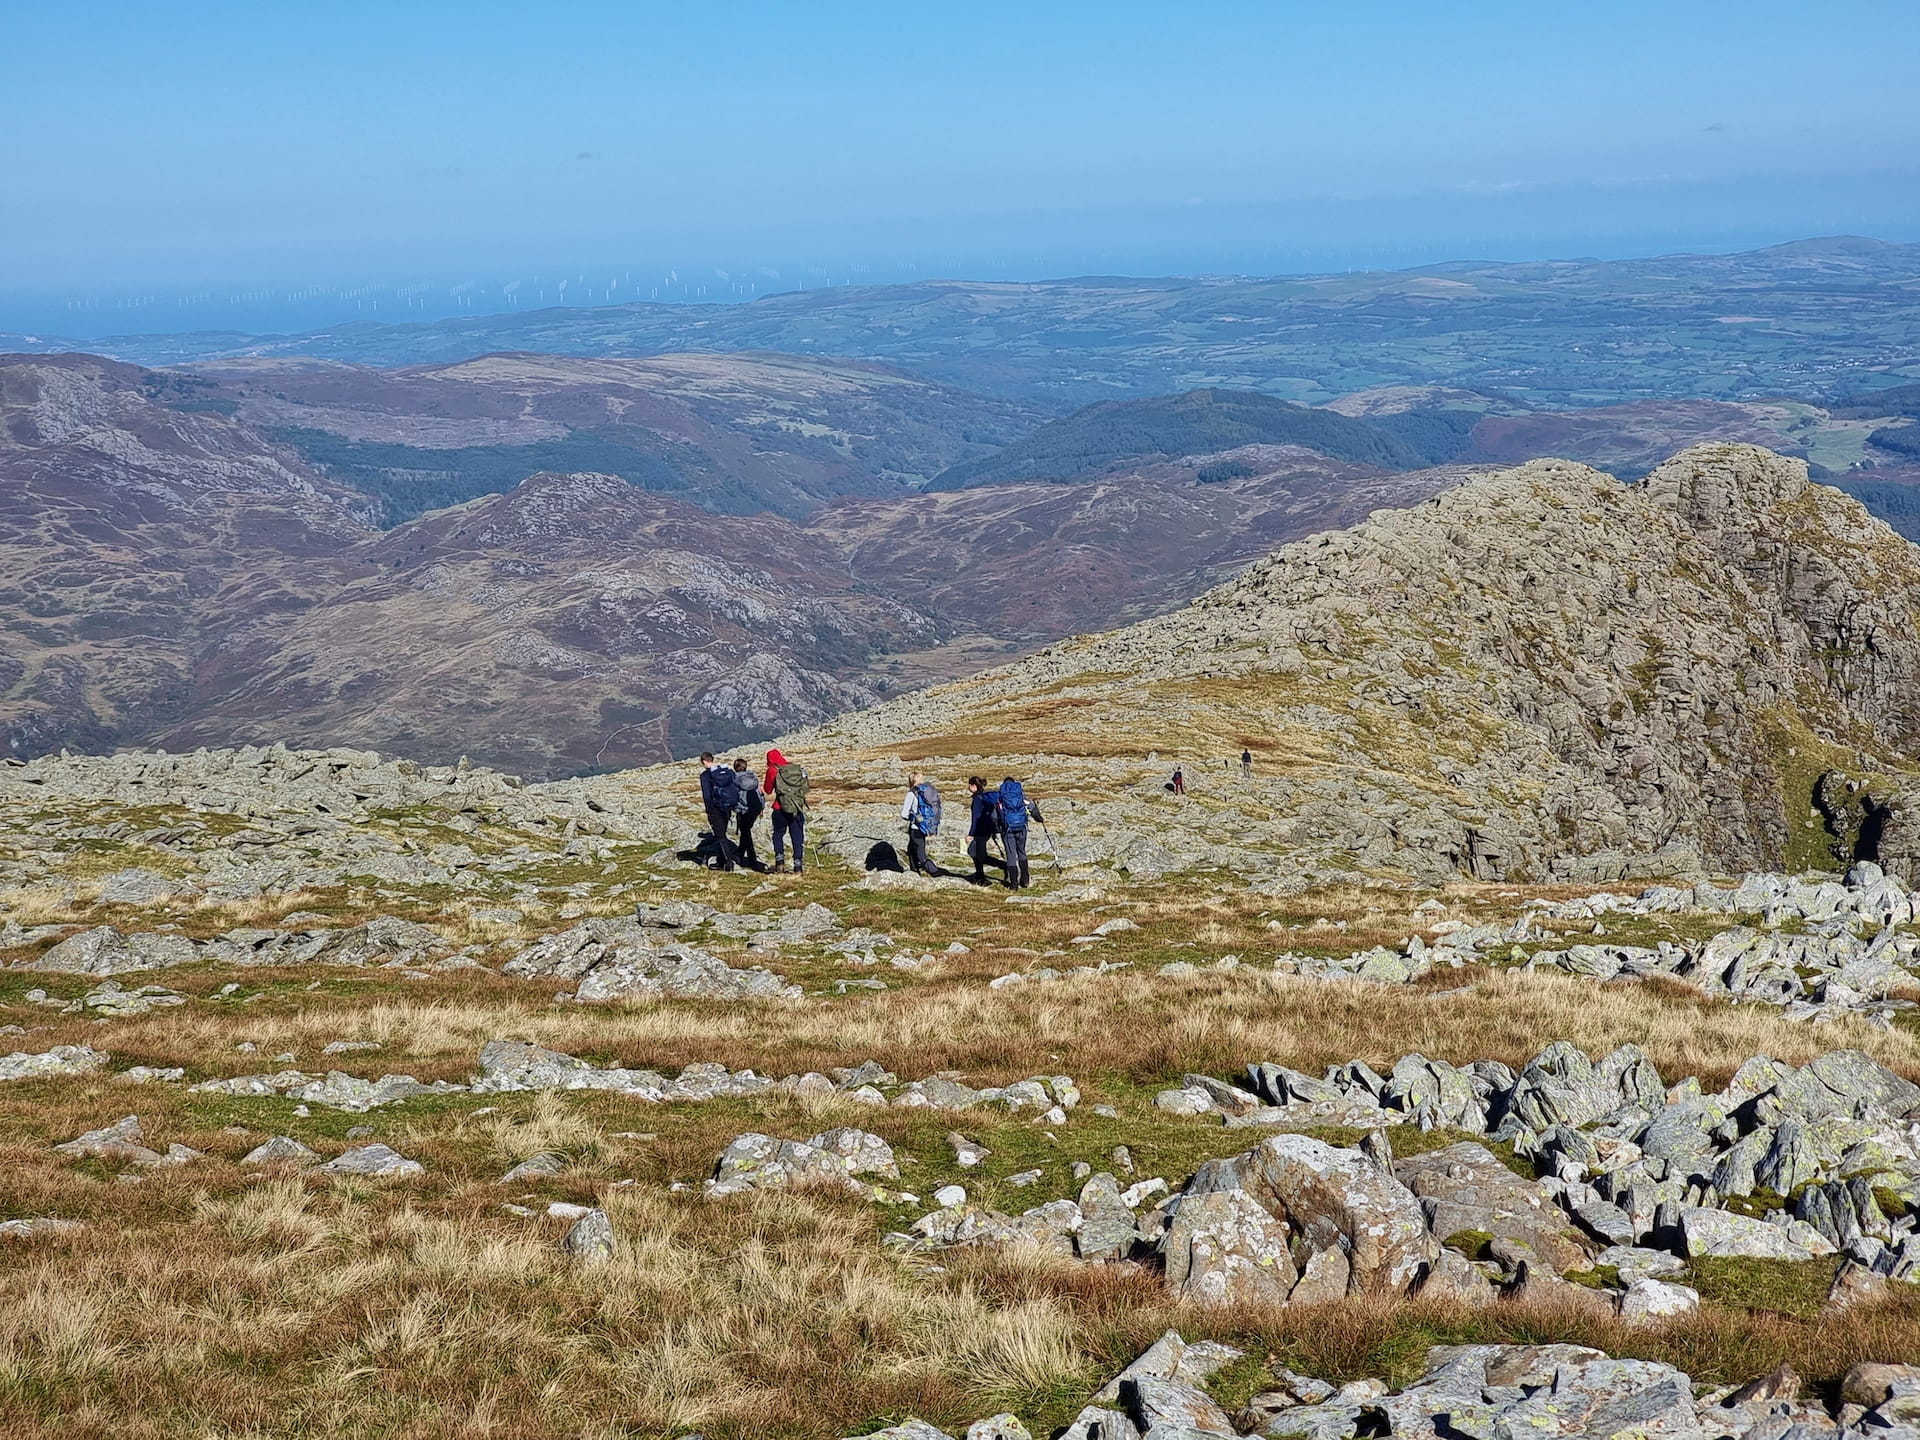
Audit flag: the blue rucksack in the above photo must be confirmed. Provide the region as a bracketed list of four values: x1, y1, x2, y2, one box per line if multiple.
[913, 780, 942, 835]
[998, 779, 1030, 831]
[707, 765, 740, 812]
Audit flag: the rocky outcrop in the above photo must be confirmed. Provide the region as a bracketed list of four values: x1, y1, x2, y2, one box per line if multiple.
[1053, 1335, 1920, 1440]
[791, 445, 1920, 881]
[903, 1039, 1920, 1312]
[501, 917, 800, 1002]
[707, 1127, 900, 1198]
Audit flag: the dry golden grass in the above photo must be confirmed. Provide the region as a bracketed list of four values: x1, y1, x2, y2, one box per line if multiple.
[59, 962, 1915, 1097]
[0, 1180, 1091, 1440]
[5, 856, 1920, 1438]
[7, 1184, 1917, 1440]
[889, 730, 1150, 763]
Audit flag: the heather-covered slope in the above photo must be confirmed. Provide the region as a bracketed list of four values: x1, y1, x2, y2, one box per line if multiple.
[0, 355, 373, 756]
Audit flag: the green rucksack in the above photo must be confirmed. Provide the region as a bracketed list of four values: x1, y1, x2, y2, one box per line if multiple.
[776, 763, 810, 817]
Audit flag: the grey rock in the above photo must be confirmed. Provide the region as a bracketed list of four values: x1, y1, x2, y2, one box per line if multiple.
[1756, 1119, 1821, 1196]
[1056, 1407, 1141, 1440]
[500, 1151, 568, 1183]
[1238, 1133, 1437, 1294]
[708, 1128, 896, 1197]
[0, 1045, 110, 1082]
[470, 1039, 670, 1097]
[54, 1114, 162, 1163]
[1123, 1376, 1236, 1435]
[1396, 1142, 1590, 1274]
[1077, 1172, 1137, 1261]
[504, 919, 799, 1002]
[27, 925, 197, 976]
[561, 1208, 616, 1264]
[1160, 1170, 1297, 1305]
[1841, 1363, 1920, 1408]
[1250, 1401, 1361, 1440]
[1093, 1331, 1246, 1403]
[240, 1135, 319, 1165]
[96, 868, 195, 905]
[1617, 1278, 1700, 1324]
[965, 1418, 1033, 1440]
[1547, 1357, 1699, 1439]
[319, 1143, 424, 1178]
[1680, 1207, 1816, 1261]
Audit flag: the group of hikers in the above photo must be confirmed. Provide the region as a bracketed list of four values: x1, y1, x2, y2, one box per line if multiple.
[697, 748, 810, 873]
[898, 770, 1048, 888]
[694, 750, 1047, 888]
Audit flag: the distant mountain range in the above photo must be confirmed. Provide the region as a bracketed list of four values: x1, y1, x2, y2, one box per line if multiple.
[10, 236, 1920, 410]
[4, 236, 1919, 772]
[0, 354, 1453, 773]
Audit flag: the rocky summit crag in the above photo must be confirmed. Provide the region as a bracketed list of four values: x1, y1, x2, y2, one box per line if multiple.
[783, 443, 1920, 884]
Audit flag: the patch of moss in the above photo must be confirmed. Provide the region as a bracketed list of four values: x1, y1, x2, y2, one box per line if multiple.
[1205, 1348, 1282, 1417]
[1443, 1229, 1496, 1260]
[1683, 1254, 1840, 1319]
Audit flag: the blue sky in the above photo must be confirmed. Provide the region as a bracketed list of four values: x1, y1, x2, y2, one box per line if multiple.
[5, 1, 1918, 331]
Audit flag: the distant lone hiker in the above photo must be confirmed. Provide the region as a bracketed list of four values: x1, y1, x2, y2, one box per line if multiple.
[765, 748, 808, 874]
[996, 775, 1043, 889]
[698, 752, 740, 872]
[1167, 766, 1186, 795]
[902, 772, 946, 877]
[964, 775, 1009, 886]
[1241, 748, 1252, 780]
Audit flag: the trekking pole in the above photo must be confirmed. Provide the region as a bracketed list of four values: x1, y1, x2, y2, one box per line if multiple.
[1036, 817, 1064, 873]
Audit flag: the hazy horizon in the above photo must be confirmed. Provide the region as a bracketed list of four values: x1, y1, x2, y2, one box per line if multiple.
[5, 1, 1918, 339]
[9, 222, 1919, 345]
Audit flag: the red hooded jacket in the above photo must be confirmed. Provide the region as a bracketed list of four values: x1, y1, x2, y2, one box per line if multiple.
[764, 749, 788, 810]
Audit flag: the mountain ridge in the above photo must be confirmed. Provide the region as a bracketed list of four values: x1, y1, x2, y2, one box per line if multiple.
[0, 354, 1462, 772]
[741, 442, 1920, 885]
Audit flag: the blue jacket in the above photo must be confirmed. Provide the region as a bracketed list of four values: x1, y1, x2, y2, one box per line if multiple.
[968, 788, 1001, 838]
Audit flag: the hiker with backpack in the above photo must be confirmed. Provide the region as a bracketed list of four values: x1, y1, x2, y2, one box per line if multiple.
[697, 752, 740, 872]
[731, 757, 764, 870]
[902, 772, 946, 877]
[765, 748, 808, 874]
[995, 776, 1045, 889]
[964, 776, 1010, 886]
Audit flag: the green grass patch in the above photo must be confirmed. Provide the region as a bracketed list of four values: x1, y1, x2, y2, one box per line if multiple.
[1683, 1255, 1840, 1319]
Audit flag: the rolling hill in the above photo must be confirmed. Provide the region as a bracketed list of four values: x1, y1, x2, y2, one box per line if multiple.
[925, 389, 1429, 489]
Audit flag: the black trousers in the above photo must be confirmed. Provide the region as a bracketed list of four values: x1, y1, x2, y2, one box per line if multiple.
[907, 828, 944, 877]
[735, 806, 761, 867]
[704, 805, 738, 870]
[1003, 826, 1030, 887]
[772, 810, 805, 869]
[968, 832, 1008, 883]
